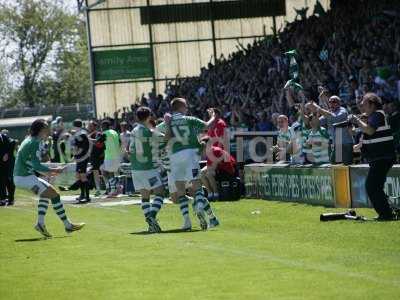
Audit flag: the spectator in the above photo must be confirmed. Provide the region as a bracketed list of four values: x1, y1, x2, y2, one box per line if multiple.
[305, 114, 330, 164]
[310, 96, 354, 164]
[273, 115, 293, 163]
[51, 116, 64, 163]
[0, 131, 15, 206]
[256, 112, 274, 131]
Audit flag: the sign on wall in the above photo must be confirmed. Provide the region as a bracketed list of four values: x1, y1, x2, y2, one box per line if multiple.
[245, 164, 335, 206]
[93, 48, 154, 81]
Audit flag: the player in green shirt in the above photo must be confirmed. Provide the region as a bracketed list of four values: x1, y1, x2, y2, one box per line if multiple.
[164, 98, 218, 230]
[13, 119, 85, 238]
[130, 107, 165, 233]
[100, 120, 121, 197]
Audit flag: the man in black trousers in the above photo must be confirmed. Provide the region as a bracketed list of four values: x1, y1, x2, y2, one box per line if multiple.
[0, 131, 16, 206]
[351, 93, 399, 221]
[71, 119, 91, 204]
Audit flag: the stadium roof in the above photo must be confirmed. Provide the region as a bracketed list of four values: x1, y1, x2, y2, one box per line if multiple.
[0, 115, 53, 128]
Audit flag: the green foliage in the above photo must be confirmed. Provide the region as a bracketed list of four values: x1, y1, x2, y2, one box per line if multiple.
[0, 190, 400, 299]
[0, 60, 12, 105]
[0, 0, 90, 107]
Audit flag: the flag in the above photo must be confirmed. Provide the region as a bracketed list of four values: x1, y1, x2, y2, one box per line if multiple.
[285, 50, 299, 81]
[284, 79, 304, 92]
[284, 50, 303, 91]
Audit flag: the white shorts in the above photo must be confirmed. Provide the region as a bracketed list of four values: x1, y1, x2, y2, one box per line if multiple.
[14, 175, 50, 196]
[167, 171, 191, 194]
[132, 169, 163, 191]
[101, 159, 120, 173]
[170, 149, 200, 182]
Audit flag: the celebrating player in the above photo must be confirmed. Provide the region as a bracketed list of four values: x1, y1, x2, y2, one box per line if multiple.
[13, 119, 85, 238]
[130, 107, 165, 233]
[163, 98, 219, 230]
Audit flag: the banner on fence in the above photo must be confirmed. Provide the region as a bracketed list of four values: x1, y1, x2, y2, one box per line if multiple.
[244, 164, 335, 206]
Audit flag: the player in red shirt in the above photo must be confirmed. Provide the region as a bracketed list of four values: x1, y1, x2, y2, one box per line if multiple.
[206, 108, 227, 149]
[201, 143, 236, 200]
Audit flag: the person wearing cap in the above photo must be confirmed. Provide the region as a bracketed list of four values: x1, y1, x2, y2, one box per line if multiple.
[310, 95, 354, 165]
[350, 93, 398, 221]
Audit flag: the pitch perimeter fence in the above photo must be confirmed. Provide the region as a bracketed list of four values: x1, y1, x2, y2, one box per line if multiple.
[43, 161, 400, 209]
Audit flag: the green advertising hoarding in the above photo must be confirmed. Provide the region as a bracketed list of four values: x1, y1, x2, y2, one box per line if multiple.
[244, 164, 335, 207]
[93, 48, 153, 81]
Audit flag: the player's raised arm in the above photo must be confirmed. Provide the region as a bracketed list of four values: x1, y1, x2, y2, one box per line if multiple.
[204, 108, 216, 129]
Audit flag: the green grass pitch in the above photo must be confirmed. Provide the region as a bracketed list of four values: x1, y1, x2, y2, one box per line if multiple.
[1, 190, 400, 300]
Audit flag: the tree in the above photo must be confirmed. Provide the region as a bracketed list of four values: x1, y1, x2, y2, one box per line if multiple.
[0, 0, 90, 107]
[50, 18, 91, 106]
[0, 60, 12, 106]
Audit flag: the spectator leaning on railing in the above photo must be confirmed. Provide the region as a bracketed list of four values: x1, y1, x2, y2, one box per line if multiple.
[305, 114, 330, 165]
[273, 115, 294, 163]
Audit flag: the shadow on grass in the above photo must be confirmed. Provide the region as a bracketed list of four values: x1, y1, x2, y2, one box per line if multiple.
[15, 236, 71, 243]
[130, 228, 203, 235]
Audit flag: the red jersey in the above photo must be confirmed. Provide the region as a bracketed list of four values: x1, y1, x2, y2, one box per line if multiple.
[207, 146, 236, 176]
[207, 118, 227, 148]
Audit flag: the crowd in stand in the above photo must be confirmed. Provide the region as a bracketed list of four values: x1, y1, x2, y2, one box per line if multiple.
[94, 0, 400, 165]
